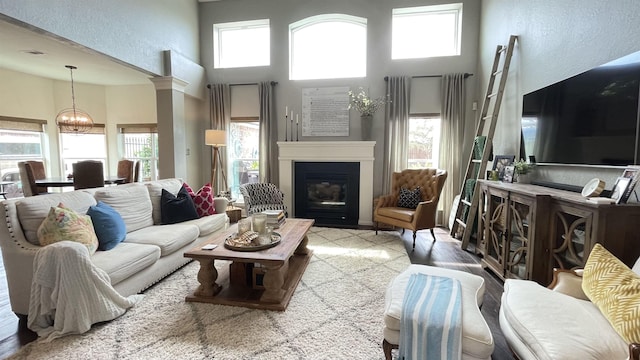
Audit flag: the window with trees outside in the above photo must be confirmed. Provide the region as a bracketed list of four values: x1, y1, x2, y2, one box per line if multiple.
[119, 125, 158, 182]
[0, 118, 47, 198]
[392, 3, 463, 60]
[408, 116, 441, 169]
[214, 19, 270, 69]
[60, 125, 107, 178]
[289, 14, 367, 80]
[228, 121, 259, 201]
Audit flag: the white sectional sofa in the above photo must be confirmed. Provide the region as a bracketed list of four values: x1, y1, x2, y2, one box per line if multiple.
[0, 178, 228, 315]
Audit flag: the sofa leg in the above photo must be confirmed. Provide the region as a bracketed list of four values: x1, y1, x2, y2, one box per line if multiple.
[412, 231, 417, 249]
[401, 228, 405, 235]
[431, 228, 436, 242]
[382, 339, 397, 360]
[375, 221, 378, 235]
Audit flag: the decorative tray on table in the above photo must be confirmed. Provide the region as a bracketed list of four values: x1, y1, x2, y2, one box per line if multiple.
[224, 231, 282, 252]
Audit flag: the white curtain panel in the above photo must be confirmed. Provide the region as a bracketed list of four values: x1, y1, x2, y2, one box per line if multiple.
[383, 76, 411, 194]
[439, 73, 466, 226]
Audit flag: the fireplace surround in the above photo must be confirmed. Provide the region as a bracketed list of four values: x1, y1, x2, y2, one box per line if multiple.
[278, 141, 375, 226]
[294, 161, 360, 227]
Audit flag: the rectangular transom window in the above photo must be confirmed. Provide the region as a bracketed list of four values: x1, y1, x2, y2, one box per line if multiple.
[392, 3, 462, 60]
[214, 19, 270, 69]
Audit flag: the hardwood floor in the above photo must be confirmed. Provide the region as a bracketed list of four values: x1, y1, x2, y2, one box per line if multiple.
[0, 227, 512, 359]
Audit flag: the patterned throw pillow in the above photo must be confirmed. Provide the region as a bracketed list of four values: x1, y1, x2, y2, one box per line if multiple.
[37, 203, 99, 254]
[183, 182, 217, 217]
[397, 187, 421, 209]
[582, 243, 640, 344]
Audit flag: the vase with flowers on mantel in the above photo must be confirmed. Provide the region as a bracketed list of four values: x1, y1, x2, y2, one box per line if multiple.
[348, 87, 389, 141]
[361, 115, 373, 141]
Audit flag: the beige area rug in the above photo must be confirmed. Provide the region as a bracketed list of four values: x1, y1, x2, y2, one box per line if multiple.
[10, 227, 410, 360]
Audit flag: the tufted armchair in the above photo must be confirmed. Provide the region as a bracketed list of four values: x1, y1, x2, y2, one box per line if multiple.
[240, 183, 288, 217]
[374, 169, 447, 248]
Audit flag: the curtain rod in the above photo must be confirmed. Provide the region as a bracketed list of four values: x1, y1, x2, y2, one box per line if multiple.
[384, 73, 473, 81]
[207, 81, 278, 88]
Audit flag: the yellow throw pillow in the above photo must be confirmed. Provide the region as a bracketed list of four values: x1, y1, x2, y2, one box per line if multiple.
[37, 203, 99, 255]
[582, 243, 640, 344]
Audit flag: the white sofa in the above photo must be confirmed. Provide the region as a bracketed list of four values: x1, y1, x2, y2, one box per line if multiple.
[0, 178, 228, 315]
[500, 256, 640, 360]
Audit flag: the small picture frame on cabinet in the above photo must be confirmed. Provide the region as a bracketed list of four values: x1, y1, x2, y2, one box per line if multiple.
[610, 177, 631, 204]
[619, 166, 640, 203]
[492, 155, 515, 180]
[503, 166, 515, 183]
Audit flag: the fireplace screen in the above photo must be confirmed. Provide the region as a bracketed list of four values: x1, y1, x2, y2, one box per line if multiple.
[294, 162, 359, 227]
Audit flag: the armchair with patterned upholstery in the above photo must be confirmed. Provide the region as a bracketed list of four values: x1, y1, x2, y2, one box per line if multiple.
[374, 168, 447, 249]
[239, 183, 288, 217]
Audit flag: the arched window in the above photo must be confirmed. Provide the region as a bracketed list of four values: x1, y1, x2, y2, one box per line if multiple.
[289, 14, 367, 80]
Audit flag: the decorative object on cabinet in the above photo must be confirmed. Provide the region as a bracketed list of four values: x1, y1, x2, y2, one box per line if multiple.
[611, 177, 631, 204]
[513, 159, 534, 183]
[492, 155, 515, 181]
[581, 178, 605, 197]
[620, 167, 640, 203]
[503, 166, 514, 183]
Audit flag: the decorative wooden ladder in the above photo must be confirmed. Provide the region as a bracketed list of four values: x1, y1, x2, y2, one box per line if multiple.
[450, 35, 518, 250]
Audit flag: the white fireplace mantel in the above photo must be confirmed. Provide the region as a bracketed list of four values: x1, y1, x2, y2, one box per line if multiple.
[278, 141, 376, 226]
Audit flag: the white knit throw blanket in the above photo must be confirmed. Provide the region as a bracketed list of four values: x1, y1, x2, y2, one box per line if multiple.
[399, 274, 462, 360]
[28, 241, 143, 342]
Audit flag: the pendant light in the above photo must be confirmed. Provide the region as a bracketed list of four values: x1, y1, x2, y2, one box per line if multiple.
[55, 65, 94, 134]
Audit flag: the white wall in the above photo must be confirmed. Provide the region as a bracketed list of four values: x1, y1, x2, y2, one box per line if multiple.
[0, 1, 209, 184]
[0, 68, 158, 178]
[199, 0, 481, 197]
[479, 0, 640, 189]
[0, 0, 201, 78]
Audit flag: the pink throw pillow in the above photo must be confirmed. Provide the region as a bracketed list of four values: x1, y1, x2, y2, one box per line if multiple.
[183, 183, 217, 217]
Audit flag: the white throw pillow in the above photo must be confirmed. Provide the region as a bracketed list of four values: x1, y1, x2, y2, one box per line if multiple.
[94, 184, 153, 233]
[145, 179, 183, 225]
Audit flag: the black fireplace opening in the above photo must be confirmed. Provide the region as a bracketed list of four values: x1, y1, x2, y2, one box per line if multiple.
[294, 161, 360, 228]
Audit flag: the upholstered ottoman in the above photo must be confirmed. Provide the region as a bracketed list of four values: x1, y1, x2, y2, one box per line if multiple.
[383, 265, 494, 360]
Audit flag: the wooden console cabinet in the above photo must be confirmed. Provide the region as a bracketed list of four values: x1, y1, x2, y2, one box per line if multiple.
[477, 180, 640, 285]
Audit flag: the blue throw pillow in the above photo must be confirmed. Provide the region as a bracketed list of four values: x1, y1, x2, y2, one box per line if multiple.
[161, 186, 199, 225]
[87, 201, 127, 251]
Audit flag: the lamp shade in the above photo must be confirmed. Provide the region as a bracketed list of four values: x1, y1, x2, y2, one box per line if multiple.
[205, 129, 226, 147]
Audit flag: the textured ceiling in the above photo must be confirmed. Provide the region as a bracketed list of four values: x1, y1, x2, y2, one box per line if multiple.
[0, 20, 153, 86]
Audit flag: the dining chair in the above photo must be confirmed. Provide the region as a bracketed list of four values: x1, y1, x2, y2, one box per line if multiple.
[116, 159, 135, 183]
[72, 160, 105, 190]
[18, 161, 48, 196]
[133, 161, 141, 182]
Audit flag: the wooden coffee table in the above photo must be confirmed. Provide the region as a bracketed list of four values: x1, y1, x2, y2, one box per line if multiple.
[183, 218, 314, 311]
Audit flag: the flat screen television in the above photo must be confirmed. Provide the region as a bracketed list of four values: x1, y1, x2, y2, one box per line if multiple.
[521, 51, 640, 166]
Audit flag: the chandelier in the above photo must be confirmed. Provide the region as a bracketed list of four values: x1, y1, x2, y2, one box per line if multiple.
[55, 65, 94, 134]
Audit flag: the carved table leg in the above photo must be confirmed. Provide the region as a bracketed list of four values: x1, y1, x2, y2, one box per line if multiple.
[295, 235, 310, 255]
[261, 263, 286, 302]
[194, 258, 221, 297]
